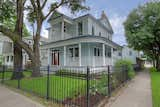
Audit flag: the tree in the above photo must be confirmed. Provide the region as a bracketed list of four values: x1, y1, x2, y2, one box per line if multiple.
[0, 0, 26, 79]
[0, 0, 88, 77]
[124, 1, 160, 70]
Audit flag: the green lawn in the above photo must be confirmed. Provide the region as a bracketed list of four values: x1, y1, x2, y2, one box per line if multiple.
[150, 72, 160, 107]
[4, 75, 86, 101]
[0, 71, 31, 79]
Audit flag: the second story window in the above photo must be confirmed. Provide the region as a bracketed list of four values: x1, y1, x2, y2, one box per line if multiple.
[92, 26, 95, 35]
[78, 22, 83, 35]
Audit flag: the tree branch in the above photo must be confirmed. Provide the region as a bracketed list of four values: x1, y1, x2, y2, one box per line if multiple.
[30, 0, 37, 11]
[41, 0, 47, 10]
[0, 25, 34, 58]
[43, 0, 67, 20]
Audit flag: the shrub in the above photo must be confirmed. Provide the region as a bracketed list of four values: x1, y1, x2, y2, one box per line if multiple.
[115, 59, 135, 79]
[128, 70, 135, 79]
[0, 61, 2, 66]
[150, 67, 157, 72]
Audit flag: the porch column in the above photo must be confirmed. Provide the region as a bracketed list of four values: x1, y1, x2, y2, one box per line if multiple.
[61, 20, 64, 40]
[111, 48, 113, 66]
[79, 43, 82, 66]
[64, 46, 66, 66]
[47, 49, 50, 65]
[102, 44, 105, 66]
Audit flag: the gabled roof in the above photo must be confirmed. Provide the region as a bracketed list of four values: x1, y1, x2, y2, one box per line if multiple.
[74, 14, 113, 34]
[48, 11, 114, 34]
[48, 11, 73, 22]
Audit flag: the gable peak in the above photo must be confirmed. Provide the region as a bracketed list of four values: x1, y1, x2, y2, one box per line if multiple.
[100, 11, 107, 20]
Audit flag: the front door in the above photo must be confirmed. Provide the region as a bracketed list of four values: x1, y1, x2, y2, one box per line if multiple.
[52, 51, 59, 65]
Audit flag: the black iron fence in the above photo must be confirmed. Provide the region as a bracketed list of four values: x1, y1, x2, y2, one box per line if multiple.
[0, 65, 129, 107]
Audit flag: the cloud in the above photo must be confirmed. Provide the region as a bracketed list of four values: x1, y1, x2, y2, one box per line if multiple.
[108, 13, 127, 45]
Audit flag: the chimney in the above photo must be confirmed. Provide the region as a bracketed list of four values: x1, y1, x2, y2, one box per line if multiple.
[101, 11, 107, 20]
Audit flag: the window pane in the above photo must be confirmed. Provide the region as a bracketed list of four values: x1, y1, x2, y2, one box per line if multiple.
[92, 26, 95, 35]
[7, 56, 9, 62]
[69, 48, 74, 57]
[75, 48, 79, 57]
[78, 22, 83, 35]
[98, 49, 100, 56]
[94, 48, 97, 56]
[105, 46, 112, 57]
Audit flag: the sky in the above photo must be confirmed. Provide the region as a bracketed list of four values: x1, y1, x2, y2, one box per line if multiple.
[26, 0, 151, 46]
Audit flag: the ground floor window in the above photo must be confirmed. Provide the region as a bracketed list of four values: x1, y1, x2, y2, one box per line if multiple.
[7, 56, 9, 62]
[94, 48, 102, 56]
[69, 47, 79, 57]
[11, 56, 13, 62]
[105, 46, 112, 58]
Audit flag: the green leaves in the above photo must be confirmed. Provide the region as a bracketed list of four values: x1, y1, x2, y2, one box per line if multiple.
[0, 0, 16, 24]
[124, 1, 160, 55]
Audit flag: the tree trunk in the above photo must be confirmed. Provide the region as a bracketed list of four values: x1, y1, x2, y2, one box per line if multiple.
[31, 17, 42, 77]
[31, 40, 41, 77]
[156, 56, 160, 71]
[32, 34, 41, 77]
[11, 43, 24, 79]
[11, 0, 24, 79]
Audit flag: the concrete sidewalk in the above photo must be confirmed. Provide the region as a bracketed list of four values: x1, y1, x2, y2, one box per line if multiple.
[0, 85, 45, 107]
[105, 71, 152, 107]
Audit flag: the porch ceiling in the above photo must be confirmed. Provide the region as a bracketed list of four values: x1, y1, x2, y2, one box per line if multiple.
[41, 35, 122, 50]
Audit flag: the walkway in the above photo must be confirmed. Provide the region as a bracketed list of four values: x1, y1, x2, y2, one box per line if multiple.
[0, 85, 45, 107]
[106, 71, 152, 107]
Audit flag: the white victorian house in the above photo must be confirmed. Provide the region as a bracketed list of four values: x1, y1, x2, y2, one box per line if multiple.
[41, 11, 122, 67]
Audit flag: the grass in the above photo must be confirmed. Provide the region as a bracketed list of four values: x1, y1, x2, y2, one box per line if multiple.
[4, 75, 86, 101]
[150, 71, 160, 107]
[0, 71, 31, 79]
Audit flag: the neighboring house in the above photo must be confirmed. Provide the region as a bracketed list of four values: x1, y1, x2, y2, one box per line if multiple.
[40, 11, 122, 67]
[0, 33, 47, 67]
[112, 48, 123, 64]
[121, 45, 140, 64]
[0, 33, 13, 66]
[22, 36, 47, 66]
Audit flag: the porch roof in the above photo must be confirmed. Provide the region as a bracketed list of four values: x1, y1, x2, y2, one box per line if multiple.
[41, 35, 122, 49]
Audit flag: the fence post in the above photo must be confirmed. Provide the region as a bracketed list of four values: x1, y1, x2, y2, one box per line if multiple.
[87, 66, 90, 107]
[46, 65, 50, 100]
[1, 65, 5, 84]
[108, 65, 111, 97]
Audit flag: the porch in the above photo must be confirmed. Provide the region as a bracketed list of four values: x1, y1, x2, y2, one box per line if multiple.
[41, 42, 113, 67]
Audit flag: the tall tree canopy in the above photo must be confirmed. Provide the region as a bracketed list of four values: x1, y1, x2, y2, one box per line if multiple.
[0, 0, 88, 77]
[124, 1, 160, 70]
